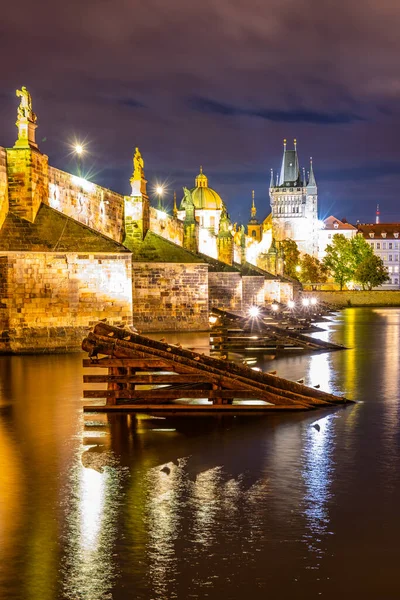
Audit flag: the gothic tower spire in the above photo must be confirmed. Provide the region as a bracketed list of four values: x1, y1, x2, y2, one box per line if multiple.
[251, 189, 256, 218]
[307, 157, 317, 188]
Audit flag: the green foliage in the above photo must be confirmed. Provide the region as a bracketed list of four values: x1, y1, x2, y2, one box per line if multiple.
[322, 234, 354, 290]
[280, 239, 300, 279]
[298, 254, 328, 284]
[323, 233, 385, 290]
[354, 255, 390, 290]
[350, 234, 374, 265]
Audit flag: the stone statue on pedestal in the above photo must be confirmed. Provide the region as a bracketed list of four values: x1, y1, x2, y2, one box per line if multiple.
[14, 86, 38, 148]
[133, 147, 145, 181]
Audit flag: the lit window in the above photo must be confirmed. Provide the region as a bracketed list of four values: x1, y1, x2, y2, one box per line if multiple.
[394, 232, 399, 239]
[369, 232, 374, 238]
[383, 243, 387, 249]
[382, 232, 387, 238]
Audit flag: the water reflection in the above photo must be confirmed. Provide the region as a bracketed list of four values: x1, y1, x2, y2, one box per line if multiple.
[61, 440, 124, 600]
[301, 414, 335, 558]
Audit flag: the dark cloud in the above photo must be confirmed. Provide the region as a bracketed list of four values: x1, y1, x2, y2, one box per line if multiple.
[1, 0, 400, 224]
[189, 96, 363, 124]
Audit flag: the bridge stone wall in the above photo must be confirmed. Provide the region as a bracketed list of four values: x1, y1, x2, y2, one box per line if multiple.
[0, 149, 8, 231]
[208, 272, 242, 314]
[131, 262, 209, 332]
[0, 252, 133, 353]
[48, 166, 125, 243]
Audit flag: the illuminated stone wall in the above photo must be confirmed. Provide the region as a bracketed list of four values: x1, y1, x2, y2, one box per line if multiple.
[48, 166, 125, 242]
[0, 252, 132, 353]
[131, 263, 208, 331]
[0, 149, 8, 230]
[149, 207, 184, 246]
[6, 147, 48, 223]
[242, 276, 265, 311]
[208, 272, 242, 314]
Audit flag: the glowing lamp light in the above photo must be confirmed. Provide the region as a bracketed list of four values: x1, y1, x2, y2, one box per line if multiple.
[302, 298, 310, 307]
[310, 297, 317, 306]
[288, 300, 295, 309]
[156, 186, 164, 195]
[295, 265, 302, 273]
[249, 306, 260, 318]
[74, 143, 84, 155]
[209, 315, 218, 324]
[271, 303, 279, 311]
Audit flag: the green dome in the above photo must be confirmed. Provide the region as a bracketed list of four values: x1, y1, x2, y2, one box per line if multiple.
[180, 167, 225, 211]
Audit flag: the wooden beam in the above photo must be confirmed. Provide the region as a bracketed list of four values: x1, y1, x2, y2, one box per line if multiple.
[83, 404, 309, 413]
[83, 374, 217, 384]
[82, 358, 172, 368]
[83, 389, 278, 400]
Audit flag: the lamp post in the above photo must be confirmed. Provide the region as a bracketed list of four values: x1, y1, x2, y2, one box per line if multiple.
[74, 143, 84, 177]
[156, 186, 164, 211]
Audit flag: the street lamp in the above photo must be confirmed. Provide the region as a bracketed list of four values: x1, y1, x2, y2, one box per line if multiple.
[288, 300, 295, 309]
[249, 306, 260, 318]
[73, 143, 85, 176]
[155, 185, 164, 210]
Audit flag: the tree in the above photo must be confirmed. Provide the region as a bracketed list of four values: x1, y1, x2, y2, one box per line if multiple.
[354, 255, 390, 290]
[280, 239, 300, 279]
[322, 234, 354, 290]
[298, 254, 328, 284]
[350, 234, 374, 268]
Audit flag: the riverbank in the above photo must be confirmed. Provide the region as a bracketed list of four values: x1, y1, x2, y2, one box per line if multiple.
[303, 290, 400, 307]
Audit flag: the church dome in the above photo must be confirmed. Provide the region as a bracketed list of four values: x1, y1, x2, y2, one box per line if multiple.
[180, 167, 225, 211]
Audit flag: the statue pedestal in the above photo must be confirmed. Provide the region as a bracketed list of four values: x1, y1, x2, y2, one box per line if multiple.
[14, 119, 38, 149]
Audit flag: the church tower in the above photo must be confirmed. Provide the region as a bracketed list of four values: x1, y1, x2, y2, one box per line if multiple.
[269, 139, 318, 256]
[247, 190, 262, 242]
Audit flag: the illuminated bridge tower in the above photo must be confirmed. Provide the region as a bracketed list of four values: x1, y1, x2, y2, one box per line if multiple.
[269, 139, 318, 256]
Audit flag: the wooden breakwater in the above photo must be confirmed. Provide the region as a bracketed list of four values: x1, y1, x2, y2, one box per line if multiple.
[82, 323, 353, 414]
[209, 307, 345, 356]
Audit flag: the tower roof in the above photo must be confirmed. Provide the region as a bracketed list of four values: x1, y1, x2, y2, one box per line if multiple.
[180, 167, 225, 211]
[307, 157, 317, 188]
[278, 139, 301, 186]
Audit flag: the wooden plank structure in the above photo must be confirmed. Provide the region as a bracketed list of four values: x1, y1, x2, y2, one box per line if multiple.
[82, 323, 353, 413]
[209, 307, 346, 356]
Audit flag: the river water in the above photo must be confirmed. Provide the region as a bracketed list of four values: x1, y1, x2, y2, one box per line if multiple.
[0, 307, 399, 600]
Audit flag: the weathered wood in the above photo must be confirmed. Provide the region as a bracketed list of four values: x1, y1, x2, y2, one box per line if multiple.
[84, 335, 308, 407]
[89, 326, 347, 405]
[83, 403, 309, 413]
[81, 323, 352, 412]
[84, 389, 274, 399]
[83, 374, 215, 384]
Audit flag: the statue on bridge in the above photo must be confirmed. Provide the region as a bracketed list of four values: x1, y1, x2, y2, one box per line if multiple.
[133, 147, 145, 181]
[15, 86, 38, 148]
[16, 86, 37, 123]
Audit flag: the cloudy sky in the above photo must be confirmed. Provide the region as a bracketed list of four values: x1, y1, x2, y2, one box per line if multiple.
[1, 0, 400, 224]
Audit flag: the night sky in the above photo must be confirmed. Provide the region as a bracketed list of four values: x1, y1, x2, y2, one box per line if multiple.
[1, 0, 400, 225]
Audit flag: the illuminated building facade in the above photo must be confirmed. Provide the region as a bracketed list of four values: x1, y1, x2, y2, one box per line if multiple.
[268, 139, 318, 256]
[358, 223, 400, 288]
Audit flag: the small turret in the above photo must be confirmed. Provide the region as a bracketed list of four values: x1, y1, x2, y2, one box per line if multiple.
[307, 157, 317, 189]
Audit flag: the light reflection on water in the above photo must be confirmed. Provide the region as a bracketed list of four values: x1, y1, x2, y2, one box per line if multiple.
[301, 415, 335, 557]
[2, 309, 400, 598]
